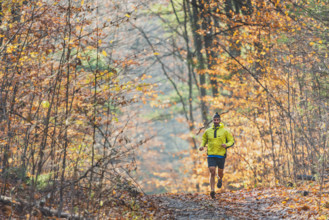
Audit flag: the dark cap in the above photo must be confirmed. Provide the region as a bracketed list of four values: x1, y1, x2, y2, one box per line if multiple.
[213, 112, 220, 119]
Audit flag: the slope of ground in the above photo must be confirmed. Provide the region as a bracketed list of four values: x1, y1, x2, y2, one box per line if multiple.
[146, 185, 329, 219]
[1, 182, 328, 219]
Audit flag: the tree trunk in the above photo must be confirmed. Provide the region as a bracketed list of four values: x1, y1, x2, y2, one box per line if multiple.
[189, 0, 208, 124]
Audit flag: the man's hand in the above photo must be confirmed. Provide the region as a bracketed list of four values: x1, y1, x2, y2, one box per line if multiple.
[221, 144, 227, 149]
[199, 146, 204, 151]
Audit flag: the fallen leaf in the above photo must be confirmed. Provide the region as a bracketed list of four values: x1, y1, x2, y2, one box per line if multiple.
[301, 205, 309, 211]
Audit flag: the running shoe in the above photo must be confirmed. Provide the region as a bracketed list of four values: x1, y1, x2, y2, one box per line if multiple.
[217, 178, 222, 188]
[210, 191, 215, 199]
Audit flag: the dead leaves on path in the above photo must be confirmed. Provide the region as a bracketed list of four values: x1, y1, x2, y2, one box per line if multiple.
[1, 183, 328, 219]
[216, 186, 327, 219]
[147, 184, 329, 219]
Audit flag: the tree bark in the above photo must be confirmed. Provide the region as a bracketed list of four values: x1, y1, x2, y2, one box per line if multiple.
[189, 0, 208, 123]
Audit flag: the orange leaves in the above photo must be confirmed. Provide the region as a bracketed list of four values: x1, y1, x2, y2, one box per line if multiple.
[6, 44, 17, 54]
[142, 185, 328, 219]
[152, 172, 171, 179]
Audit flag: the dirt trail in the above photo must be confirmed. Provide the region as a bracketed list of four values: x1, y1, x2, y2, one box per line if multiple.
[148, 188, 316, 220]
[154, 194, 233, 220]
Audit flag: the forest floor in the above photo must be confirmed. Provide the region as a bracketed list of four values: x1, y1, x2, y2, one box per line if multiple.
[140, 184, 329, 219]
[1, 182, 329, 219]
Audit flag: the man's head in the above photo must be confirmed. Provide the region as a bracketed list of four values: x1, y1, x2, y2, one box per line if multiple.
[213, 112, 221, 127]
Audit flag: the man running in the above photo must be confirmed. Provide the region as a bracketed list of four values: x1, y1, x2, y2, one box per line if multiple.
[199, 112, 234, 199]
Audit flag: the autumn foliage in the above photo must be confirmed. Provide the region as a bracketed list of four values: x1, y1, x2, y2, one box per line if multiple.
[0, 0, 329, 218]
[0, 0, 156, 218]
[135, 0, 329, 194]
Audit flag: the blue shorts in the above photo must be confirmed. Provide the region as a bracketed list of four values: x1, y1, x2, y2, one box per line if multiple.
[207, 157, 225, 169]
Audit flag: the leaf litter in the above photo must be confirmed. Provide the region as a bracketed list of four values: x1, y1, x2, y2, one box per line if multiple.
[144, 184, 329, 219]
[1, 183, 328, 219]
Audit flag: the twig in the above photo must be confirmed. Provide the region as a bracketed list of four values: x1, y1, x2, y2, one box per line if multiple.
[0, 195, 81, 219]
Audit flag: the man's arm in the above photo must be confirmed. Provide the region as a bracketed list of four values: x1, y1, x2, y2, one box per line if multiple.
[224, 130, 234, 148]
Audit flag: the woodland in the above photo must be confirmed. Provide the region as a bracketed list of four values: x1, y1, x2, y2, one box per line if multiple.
[0, 0, 328, 219]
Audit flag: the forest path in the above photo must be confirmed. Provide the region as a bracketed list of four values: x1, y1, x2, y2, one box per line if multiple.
[153, 193, 233, 219]
[147, 187, 318, 219]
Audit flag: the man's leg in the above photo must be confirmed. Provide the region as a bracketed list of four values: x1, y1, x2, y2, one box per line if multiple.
[218, 168, 224, 180]
[217, 158, 225, 188]
[209, 167, 216, 192]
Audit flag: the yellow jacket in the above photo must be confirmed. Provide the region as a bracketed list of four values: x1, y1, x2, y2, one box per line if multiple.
[201, 123, 234, 157]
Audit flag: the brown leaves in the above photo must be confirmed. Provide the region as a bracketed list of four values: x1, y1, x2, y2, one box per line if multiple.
[1, 205, 12, 218]
[300, 205, 310, 211]
[137, 186, 329, 219]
